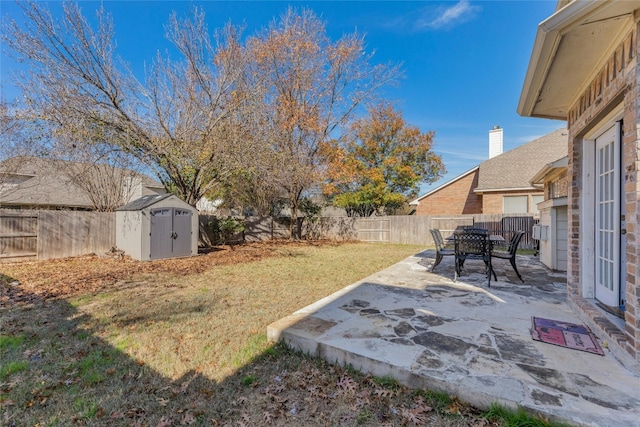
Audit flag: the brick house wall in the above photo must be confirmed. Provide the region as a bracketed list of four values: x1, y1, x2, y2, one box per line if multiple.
[480, 190, 545, 215]
[566, 24, 639, 365]
[414, 169, 482, 215]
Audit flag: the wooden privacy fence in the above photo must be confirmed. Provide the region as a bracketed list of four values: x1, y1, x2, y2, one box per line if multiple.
[0, 209, 115, 262]
[1, 209, 536, 262]
[355, 214, 538, 249]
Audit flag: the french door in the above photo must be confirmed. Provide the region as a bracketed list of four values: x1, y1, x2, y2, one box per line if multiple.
[594, 123, 621, 307]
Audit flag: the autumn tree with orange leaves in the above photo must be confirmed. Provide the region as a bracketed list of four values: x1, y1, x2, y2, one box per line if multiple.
[244, 8, 400, 236]
[322, 104, 445, 217]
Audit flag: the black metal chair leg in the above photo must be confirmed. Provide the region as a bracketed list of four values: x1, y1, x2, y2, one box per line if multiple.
[432, 253, 443, 271]
[510, 258, 524, 282]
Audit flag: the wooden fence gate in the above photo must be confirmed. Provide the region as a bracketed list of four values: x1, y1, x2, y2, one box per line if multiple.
[0, 212, 38, 261]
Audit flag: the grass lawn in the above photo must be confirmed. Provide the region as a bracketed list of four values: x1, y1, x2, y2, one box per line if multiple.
[1, 241, 562, 426]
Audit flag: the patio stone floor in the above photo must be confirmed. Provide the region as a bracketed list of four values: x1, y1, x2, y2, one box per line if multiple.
[268, 250, 640, 427]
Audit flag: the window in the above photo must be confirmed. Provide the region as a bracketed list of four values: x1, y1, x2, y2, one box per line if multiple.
[503, 196, 528, 214]
[548, 176, 568, 199]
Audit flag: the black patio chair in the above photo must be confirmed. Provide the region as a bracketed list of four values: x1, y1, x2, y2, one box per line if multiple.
[454, 229, 492, 287]
[430, 229, 455, 272]
[491, 230, 525, 283]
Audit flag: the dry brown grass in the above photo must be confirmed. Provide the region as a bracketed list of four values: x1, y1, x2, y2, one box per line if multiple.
[0, 241, 518, 426]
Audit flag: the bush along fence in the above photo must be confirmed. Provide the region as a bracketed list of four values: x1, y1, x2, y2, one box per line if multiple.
[1, 209, 536, 262]
[198, 215, 359, 245]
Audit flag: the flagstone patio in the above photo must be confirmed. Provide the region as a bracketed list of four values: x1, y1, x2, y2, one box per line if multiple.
[268, 250, 640, 427]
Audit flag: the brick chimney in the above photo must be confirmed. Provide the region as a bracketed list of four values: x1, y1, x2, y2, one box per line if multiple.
[489, 125, 503, 159]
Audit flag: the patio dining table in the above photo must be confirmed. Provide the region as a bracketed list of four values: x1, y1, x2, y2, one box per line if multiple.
[445, 234, 505, 244]
[447, 230, 505, 287]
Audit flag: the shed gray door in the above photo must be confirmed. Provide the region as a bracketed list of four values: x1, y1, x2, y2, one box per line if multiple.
[150, 208, 173, 260]
[150, 207, 192, 260]
[172, 208, 192, 257]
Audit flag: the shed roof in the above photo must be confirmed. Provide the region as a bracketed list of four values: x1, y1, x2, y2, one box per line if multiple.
[116, 193, 176, 211]
[475, 128, 568, 193]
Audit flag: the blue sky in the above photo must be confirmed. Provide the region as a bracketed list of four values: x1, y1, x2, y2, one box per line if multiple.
[1, 0, 564, 195]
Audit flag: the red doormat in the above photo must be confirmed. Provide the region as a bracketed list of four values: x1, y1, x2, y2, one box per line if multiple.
[531, 317, 604, 356]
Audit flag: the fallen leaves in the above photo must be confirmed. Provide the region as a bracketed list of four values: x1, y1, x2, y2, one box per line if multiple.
[1, 242, 293, 302]
[1, 242, 506, 427]
[337, 375, 357, 393]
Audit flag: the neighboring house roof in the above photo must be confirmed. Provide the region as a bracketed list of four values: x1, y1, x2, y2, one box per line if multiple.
[474, 128, 568, 193]
[518, 1, 638, 119]
[410, 128, 568, 203]
[409, 167, 479, 205]
[0, 156, 164, 209]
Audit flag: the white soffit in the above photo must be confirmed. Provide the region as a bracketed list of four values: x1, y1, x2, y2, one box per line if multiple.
[518, 0, 639, 120]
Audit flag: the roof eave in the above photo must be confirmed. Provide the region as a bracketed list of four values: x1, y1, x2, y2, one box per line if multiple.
[517, 0, 621, 119]
[530, 156, 569, 185]
[474, 186, 540, 194]
[409, 167, 479, 205]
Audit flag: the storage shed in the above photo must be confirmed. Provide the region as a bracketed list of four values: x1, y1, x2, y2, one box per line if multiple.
[116, 194, 198, 261]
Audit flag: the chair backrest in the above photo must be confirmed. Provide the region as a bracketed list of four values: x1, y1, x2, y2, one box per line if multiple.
[507, 231, 525, 255]
[455, 230, 490, 256]
[430, 229, 446, 251]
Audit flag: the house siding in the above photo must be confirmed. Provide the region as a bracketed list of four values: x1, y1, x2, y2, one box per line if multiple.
[415, 170, 482, 215]
[566, 23, 639, 364]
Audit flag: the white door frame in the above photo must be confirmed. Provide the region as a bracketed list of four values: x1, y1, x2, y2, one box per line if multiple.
[594, 124, 620, 306]
[580, 108, 624, 306]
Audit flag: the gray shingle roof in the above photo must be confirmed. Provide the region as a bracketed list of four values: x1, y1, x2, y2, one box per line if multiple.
[475, 128, 568, 192]
[0, 156, 164, 209]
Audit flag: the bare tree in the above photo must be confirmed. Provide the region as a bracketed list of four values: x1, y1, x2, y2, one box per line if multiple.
[53, 135, 152, 211]
[2, 1, 253, 206]
[244, 8, 401, 237]
[0, 101, 49, 195]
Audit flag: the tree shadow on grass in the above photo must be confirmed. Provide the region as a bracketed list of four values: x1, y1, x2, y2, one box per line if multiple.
[0, 275, 491, 427]
[1, 277, 248, 425]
